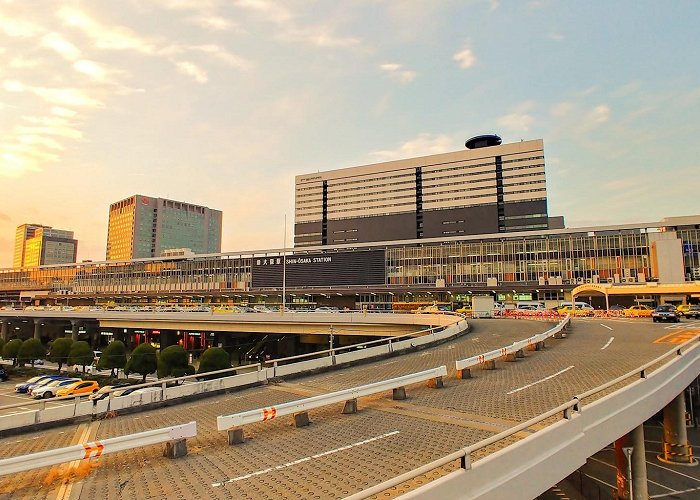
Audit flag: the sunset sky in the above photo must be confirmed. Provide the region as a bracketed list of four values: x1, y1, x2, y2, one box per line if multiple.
[1, 1, 699, 267]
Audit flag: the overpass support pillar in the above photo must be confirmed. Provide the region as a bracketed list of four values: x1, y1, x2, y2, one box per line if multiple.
[630, 424, 649, 500]
[659, 391, 697, 465]
[71, 320, 80, 342]
[0, 321, 8, 342]
[33, 319, 42, 341]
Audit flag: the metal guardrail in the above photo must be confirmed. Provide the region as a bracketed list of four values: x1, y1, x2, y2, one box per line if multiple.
[0, 421, 197, 476]
[455, 315, 570, 373]
[217, 366, 448, 431]
[345, 333, 700, 499]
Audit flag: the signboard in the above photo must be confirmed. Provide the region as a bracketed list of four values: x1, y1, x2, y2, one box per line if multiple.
[252, 250, 386, 288]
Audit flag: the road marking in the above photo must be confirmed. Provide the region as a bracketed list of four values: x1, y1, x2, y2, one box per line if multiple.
[211, 430, 401, 487]
[583, 473, 615, 490]
[654, 330, 700, 344]
[506, 366, 575, 395]
[647, 460, 700, 482]
[650, 486, 700, 498]
[601, 337, 615, 350]
[600, 324, 613, 331]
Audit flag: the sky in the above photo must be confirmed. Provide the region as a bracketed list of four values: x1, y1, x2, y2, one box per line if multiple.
[1, 0, 699, 267]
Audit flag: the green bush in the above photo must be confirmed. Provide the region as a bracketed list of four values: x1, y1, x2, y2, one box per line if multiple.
[124, 343, 157, 382]
[0, 337, 5, 355]
[157, 345, 189, 379]
[3, 339, 23, 366]
[97, 340, 127, 377]
[47, 337, 73, 372]
[18, 338, 46, 367]
[68, 341, 94, 372]
[197, 347, 231, 378]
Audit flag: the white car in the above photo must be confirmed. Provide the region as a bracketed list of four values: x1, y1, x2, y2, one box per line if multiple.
[31, 378, 80, 399]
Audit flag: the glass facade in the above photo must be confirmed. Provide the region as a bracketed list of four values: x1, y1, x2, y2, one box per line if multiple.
[1, 220, 698, 302]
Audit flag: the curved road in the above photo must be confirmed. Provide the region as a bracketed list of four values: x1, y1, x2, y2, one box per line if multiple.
[0, 317, 698, 499]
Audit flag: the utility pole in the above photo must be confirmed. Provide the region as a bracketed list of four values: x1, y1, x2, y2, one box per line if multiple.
[282, 214, 287, 315]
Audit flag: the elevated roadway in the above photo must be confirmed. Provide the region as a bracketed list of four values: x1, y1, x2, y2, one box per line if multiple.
[0, 317, 698, 499]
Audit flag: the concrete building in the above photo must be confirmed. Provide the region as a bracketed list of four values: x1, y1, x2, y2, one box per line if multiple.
[106, 195, 222, 261]
[295, 137, 553, 247]
[13, 224, 77, 268]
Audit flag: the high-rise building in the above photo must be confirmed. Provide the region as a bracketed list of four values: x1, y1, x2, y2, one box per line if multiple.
[106, 195, 222, 260]
[295, 136, 553, 247]
[13, 224, 78, 268]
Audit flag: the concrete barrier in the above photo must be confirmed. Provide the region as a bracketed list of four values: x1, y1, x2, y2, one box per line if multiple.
[218, 366, 448, 444]
[0, 421, 197, 475]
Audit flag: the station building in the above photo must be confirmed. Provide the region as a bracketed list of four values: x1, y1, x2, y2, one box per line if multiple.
[0, 215, 698, 311]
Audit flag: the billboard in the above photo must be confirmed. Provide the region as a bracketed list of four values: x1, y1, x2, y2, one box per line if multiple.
[252, 250, 386, 288]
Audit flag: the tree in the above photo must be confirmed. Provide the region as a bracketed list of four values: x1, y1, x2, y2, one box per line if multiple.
[197, 347, 231, 377]
[68, 341, 94, 373]
[2, 339, 22, 366]
[18, 338, 46, 367]
[124, 343, 157, 383]
[157, 345, 193, 379]
[97, 340, 127, 377]
[47, 337, 73, 372]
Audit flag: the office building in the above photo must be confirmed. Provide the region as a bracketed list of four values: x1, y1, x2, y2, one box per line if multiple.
[106, 195, 222, 260]
[295, 136, 553, 247]
[13, 224, 77, 268]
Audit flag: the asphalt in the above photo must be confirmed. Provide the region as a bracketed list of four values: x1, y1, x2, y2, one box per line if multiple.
[0, 317, 698, 499]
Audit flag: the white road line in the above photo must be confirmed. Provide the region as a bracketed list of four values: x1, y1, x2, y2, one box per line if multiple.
[601, 337, 615, 350]
[211, 430, 401, 487]
[506, 366, 575, 395]
[584, 473, 615, 490]
[647, 460, 700, 482]
[600, 324, 613, 331]
[650, 486, 700, 498]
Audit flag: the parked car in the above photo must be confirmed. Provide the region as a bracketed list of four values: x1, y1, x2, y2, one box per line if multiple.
[652, 305, 680, 323]
[88, 383, 132, 401]
[0, 367, 8, 381]
[56, 380, 100, 397]
[313, 306, 340, 313]
[455, 306, 472, 315]
[609, 304, 625, 311]
[31, 378, 80, 398]
[15, 375, 56, 393]
[623, 305, 654, 318]
[557, 305, 593, 317]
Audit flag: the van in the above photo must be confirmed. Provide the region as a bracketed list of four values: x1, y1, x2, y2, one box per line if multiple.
[559, 301, 594, 311]
[515, 301, 546, 311]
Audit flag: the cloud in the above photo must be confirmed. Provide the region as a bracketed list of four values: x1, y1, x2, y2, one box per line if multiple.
[58, 7, 158, 54]
[489, 1, 500, 12]
[369, 133, 458, 162]
[453, 45, 476, 69]
[41, 33, 81, 60]
[73, 59, 109, 82]
[190, 15, 236, 31]
[192, 45, 252, 71]
[0, 14, 40, 38]
[548, 32, 564, 41]
[175, 61, 208, 83]
[379, 63, 416, 84]
[498, 101, 537, 131]
[583, 105, 610, 128]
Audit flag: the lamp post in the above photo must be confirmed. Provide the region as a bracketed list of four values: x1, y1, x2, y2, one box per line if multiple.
[282, 214, 287, 315]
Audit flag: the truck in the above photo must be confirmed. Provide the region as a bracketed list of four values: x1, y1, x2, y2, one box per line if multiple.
[472, 295, 496, 318]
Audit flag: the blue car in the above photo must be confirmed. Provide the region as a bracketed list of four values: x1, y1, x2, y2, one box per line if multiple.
[14, 375, 65, 393]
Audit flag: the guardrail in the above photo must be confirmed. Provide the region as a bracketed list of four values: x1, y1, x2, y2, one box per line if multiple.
[264, 316, 467, 377]
[0, 421, 196, 476]
[345, 333, 700, 500]
[217, 366, 448, 444]
[455, 315, 570, 378]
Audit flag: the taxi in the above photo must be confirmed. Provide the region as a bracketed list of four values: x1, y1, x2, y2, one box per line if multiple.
[557, 305, 593, 317]
[56, 380, 100, 397]
[623, 305, 654, 318]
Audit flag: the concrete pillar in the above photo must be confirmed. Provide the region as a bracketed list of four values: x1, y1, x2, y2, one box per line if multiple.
[631, 424, 649, 500]
[427, 376, 444, 389]
[71, 320, 80, 342]
[163, 439, 188, 458]
[293, 411, 310, 427]
[392, 387, 407, 400]
[33, 319, 42, 341]
[0, 321, 8, 342]
[659, 391, 697, 465]
[342, 399, 358, 414]
[227, 428, 245, 445]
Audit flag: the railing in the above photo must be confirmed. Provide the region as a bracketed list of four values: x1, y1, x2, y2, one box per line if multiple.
[0, 421, 196, 475]
[454, 315, 569, 376]
[345, 333, 700, 499]
[217, 366, 447, 433]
